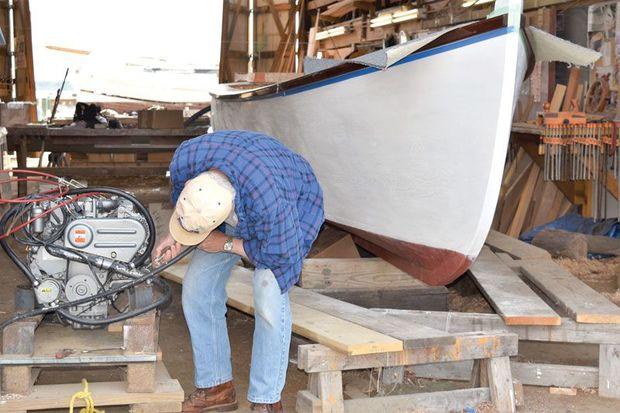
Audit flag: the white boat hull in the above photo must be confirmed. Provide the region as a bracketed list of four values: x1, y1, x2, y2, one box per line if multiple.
[212, 23, 528, 284]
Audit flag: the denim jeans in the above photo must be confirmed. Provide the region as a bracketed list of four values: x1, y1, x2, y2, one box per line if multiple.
[182, 248, 292, 404]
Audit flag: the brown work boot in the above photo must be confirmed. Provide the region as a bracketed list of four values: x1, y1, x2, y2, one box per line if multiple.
[250, 401, 283, 413]
[181, 381, 238, 412]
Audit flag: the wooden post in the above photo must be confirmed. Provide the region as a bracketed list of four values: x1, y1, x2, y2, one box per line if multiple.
[1, 318, 38, 395]
[12, 0, 36, 121]
[599, 344, 620, 398]
[380, 366, 404, 386]
[486, 357, 516, 413]
[307, 371, 344, 413]
[124, 311, 159, 393]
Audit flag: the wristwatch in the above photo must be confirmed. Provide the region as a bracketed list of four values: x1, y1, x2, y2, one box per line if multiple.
[223, 237, 234, 252]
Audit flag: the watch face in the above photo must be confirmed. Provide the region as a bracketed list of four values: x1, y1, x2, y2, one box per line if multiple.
[224, 239, 233, 251]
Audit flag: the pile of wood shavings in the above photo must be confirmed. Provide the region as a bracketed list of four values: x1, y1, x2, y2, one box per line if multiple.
[554, 257, 620, 292]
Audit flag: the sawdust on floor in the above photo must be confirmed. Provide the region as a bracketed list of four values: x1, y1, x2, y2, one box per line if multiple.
[448, 290, 494, 313]
[554, 256, 620, 293]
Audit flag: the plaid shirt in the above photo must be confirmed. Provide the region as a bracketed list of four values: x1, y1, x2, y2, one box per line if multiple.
[170, 130, 325, 292]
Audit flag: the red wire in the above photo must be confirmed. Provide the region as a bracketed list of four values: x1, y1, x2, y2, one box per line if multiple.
[0, 192, 102, 240]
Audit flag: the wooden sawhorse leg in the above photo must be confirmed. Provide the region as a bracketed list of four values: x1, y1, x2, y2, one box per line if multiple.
[599, 344, 620, 398]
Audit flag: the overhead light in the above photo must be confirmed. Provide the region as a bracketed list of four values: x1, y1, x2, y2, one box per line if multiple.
[370, 8, 420, 28]
[315, 26, 348, 41]
[462, 0, 494, 7]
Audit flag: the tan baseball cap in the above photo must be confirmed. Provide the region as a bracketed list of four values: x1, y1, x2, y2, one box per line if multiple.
[169, 172, 235, 245]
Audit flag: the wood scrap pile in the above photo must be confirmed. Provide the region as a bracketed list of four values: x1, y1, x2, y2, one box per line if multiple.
[492, 147, 573, 237]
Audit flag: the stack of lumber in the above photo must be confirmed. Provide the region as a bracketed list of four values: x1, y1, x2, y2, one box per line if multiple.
[483, 230, 620, 325]
[492, 147, 573, 237]
[162, 264, 457, 355]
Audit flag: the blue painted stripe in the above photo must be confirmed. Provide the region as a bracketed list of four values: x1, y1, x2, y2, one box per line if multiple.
[271, 26, 513, 98]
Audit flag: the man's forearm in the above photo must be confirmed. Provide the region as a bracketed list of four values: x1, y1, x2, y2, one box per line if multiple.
[232, 238, 248, 260]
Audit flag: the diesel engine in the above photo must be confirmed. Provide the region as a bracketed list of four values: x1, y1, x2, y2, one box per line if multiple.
[29, 195, 149, 324]
[0, 179, 192, 330]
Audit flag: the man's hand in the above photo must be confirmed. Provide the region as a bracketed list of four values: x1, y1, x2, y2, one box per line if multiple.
[199, 230, 229, 253]
[152, 233, 183, 266]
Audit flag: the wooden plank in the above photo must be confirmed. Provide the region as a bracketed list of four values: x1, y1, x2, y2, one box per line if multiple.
[562, 67, 581, 111]
[469, 248, 560, 325]
[229, 279, 402, 355]
[549, 387, 577, 396]
[507, 163, 539, 237]
[486, 357, 516, 413]
[0, 363, 183, 412]
[235, 267, 403, 354]
[312, 235, 360, 258]
[308, 0, 337, 9]
[494, 252, 521, 271]
[520, 259, 620, 324]
[311, 371, 344, 413]
[162, 264, 403, 355]
[599, 344, 620, 398]
[308, 226, 360, 258]
[297, 333, 518, 373]
[296, 390, 322, 413]
[410, 360, 598, 389]
[343, 388, 491, 413]
[377, 309, 620, 344]
[300, 257, 427, 289]
[549, 84, 567, 112]
[316, 285, 448, 311]
[233, 269, 454, 349]
[485, 230, 551, 259]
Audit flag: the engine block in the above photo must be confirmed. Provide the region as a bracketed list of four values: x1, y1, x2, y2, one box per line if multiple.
[28, 197, 149, 326]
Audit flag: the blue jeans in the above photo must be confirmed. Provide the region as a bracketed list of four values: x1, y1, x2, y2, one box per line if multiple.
[182, 248, 292, 404]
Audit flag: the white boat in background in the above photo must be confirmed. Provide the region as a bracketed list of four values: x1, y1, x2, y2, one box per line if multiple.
[210, 1, 599, 285]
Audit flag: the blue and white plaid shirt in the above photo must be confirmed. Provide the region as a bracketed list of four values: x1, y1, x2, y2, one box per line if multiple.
[170, 130, 325, 292]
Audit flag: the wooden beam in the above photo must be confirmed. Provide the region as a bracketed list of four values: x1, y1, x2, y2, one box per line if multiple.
[485, 230, 551, 260]
[267, 0, 287, 38]
[162, 264, 403, 355]
[562, 67, 581, 111]
[316, 286, 448, 311]
[297, 332, 518, 372]
[308, 0, 338, 10]
[410, 360, 598, 389]
[378, 308, 620, 344]
[469, 248, 560, 326]
[549, 84, 566, 112]
[343, 388, 492, 413]
[287, 288, 453, 349]
[229, 274, 403, 355]
[233, 268, 455, 349]
[300, 257, 426, 289]
[507, 163, 539, 237]
[13, 0, 36, 121]
[520, 259, 620, 324]
[599, 344, 620, 398]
